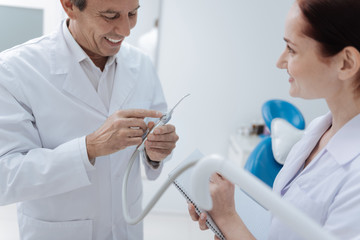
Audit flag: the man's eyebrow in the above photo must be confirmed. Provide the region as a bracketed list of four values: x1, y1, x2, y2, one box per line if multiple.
[99, 9, 119, 15]
[99, 5, 140, 14]
[132, 5, 141, 12]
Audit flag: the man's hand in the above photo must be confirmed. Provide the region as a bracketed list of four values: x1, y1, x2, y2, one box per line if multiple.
[144, 122, 179, 162]
[86, 109, 162, 160]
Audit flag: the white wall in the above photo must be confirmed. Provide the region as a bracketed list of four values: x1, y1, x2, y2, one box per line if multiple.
[158, 0, 328, 157]
[147, 0, 329, 213]
[126, 0, 160, 45]
[0, 0, 65, 34]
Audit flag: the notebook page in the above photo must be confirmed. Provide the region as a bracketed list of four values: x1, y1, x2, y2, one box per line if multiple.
[169, 149, 226, 240]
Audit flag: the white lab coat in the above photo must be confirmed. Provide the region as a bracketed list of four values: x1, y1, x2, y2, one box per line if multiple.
[0, 23, 167, 240]
[269, 112, 360, 239]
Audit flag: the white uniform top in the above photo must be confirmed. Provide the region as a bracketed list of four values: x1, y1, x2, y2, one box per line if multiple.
[0, 20, 167, 240]
[269, 112, 360, 240]
[62, 20, 116, 170]
[62, 19, 116, 111]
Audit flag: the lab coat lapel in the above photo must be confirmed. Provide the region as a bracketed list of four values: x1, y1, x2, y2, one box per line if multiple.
[49, 27, 108, 117]
[108, 55, 137, 114]
[274, 113, 333, 194]
[62, 66, 108, 116]
[274, 135, 317, 194]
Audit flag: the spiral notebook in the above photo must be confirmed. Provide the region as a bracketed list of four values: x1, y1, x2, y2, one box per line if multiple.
[169, 150, 226, 240]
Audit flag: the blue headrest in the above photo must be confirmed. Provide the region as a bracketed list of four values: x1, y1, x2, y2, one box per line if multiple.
[262, 99, 305, 131]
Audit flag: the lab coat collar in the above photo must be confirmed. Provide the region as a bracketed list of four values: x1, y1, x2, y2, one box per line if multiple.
[62, 19, 117, 68]
[50, 20, 83, 74]
[50, 20, 121, 75]
[62, 19, 87, 64]
[274, 112, 360, 194]
[49, 20, 139, 116]
[327, 113, 360, 165]
[50, 20, 107, 115]
[273, 112, 332, 194]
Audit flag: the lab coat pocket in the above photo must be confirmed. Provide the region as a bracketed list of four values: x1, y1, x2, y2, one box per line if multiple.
[19, 214, 92, 240]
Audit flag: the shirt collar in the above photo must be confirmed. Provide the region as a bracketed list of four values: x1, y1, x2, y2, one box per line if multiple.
[327, 113, 360, 165]
[62, 19, 87, 63]
[106, 54, 117, 67]
[62, 19, 117, 67]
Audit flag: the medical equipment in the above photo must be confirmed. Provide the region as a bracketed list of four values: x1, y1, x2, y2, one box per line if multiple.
[191, 155, 338, 240]
[123, 141, 338, 239]
[122, 93, 190, 224]
[271, 118, 304, 165]
[137, 93, 190, 151]
[122, 95, 337, 239]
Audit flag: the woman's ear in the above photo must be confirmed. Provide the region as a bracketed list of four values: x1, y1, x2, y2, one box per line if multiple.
[338, 46, 360, 81]
[60, 0, 76, 19]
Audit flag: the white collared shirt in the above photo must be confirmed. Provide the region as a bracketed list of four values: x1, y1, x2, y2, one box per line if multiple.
[62, 20, 116, 170]
[270, 112, 360, 239]
[62, 19, 115, 111]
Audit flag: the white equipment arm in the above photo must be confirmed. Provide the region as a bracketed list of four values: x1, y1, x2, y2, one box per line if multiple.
[191, 155, 338, 240]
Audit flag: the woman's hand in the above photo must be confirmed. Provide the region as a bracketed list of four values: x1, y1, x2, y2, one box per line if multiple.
[187, 173, 255, 240]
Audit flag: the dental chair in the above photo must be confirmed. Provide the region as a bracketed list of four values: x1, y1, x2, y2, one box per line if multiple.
[244, 136, 282, 187]
[262, 99, 305, 131]
[244, 99, 305, 187]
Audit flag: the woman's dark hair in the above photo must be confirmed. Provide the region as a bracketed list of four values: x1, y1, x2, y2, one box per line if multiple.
[71, 0, 87, 11]
[298, 0, 360, 57]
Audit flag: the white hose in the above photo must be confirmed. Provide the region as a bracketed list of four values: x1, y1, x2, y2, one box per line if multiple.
[121, 149, 198, 225]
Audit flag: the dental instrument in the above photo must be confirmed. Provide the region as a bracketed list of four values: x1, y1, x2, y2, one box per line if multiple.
[122, 93, 190, 225]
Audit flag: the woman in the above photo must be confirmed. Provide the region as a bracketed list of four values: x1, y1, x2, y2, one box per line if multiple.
[188, 0, 360, 239]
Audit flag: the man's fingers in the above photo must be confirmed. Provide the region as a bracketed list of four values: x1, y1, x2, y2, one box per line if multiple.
[116, 118, 147, 131]
[152, 124, 176, 135]
[124, 137, 142, 147]
[117, 109, 162, 119]
[147, 131, 179, 142]
[147, 121, 155, 129]
[145, 141, 176, 150]
[127, 129, 145, 138]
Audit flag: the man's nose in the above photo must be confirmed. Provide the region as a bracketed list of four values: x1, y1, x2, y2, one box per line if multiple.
[114, 16, 131, 37]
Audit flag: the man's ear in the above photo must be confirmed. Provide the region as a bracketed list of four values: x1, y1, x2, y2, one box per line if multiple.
[60, 0, 76, 19]
[338, 46, 360, 81]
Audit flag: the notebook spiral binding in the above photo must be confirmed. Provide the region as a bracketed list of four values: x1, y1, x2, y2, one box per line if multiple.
[173, 180, 226, 240]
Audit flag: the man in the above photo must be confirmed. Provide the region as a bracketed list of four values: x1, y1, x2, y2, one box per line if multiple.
[0, 0, 178, 239]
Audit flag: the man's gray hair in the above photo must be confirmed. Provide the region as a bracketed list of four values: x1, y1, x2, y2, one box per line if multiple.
[71, 0, 87, 11]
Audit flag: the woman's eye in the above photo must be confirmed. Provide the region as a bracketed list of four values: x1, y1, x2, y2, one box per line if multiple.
[287, 45, 295, 54]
